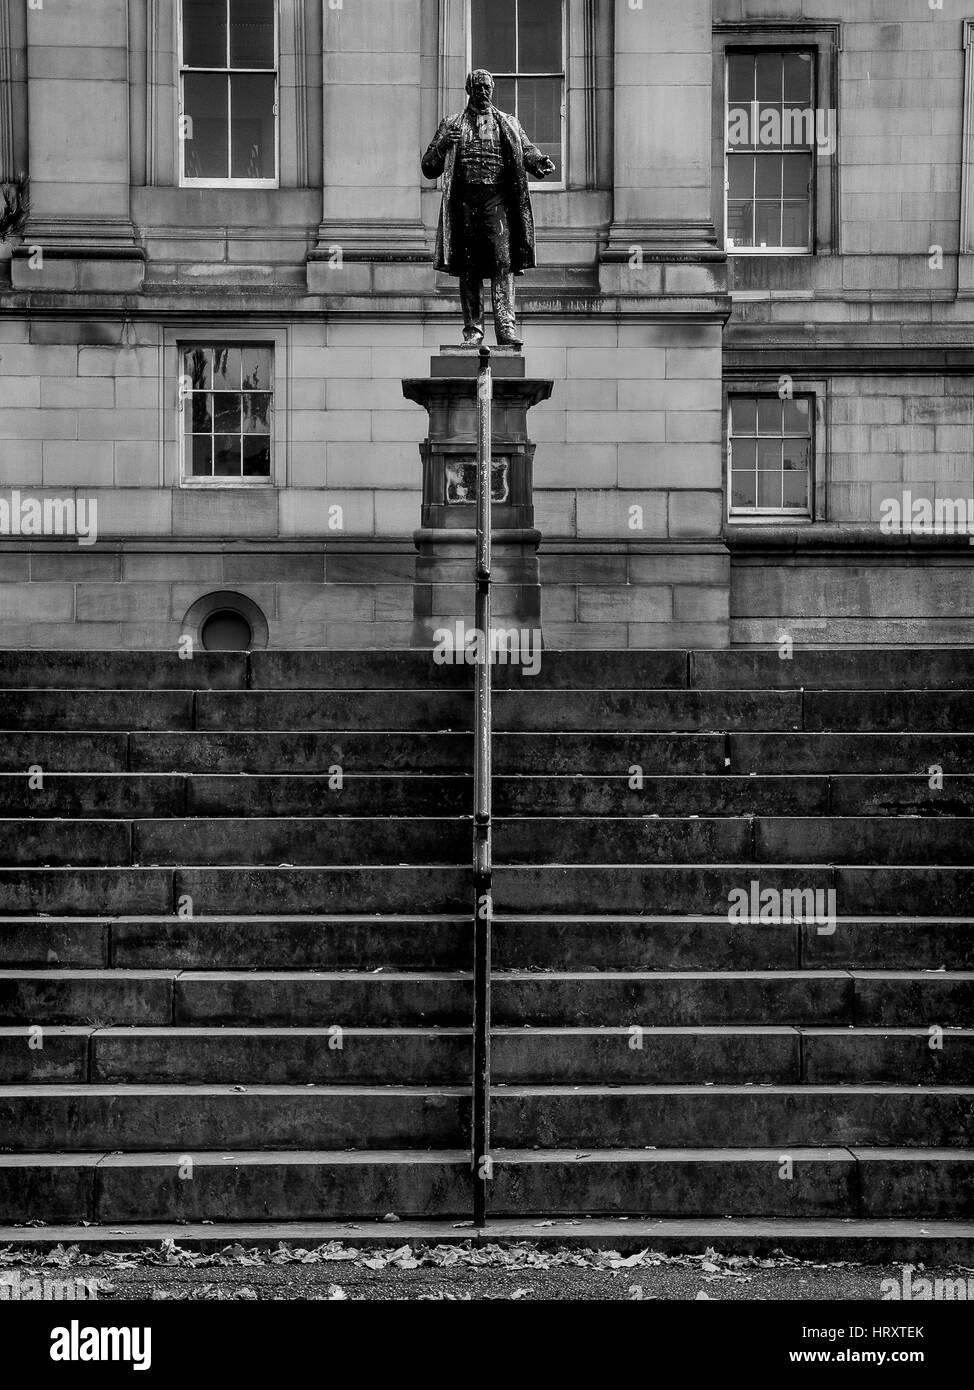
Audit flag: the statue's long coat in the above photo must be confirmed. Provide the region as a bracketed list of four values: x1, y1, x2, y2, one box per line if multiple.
[421, 106, 548, 276]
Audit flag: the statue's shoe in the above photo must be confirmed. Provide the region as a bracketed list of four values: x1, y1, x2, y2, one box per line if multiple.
[496, 328, 523, 348]
[462, 329, 485, 345]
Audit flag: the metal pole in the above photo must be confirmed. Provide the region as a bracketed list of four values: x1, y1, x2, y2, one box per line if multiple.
[472, 345, 492, 1228]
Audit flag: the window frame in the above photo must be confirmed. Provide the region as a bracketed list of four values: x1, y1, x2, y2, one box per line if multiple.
[713, 22, 841, 259]
[467, 0, 567, 190]
[177, 0, 281, 190]
[723, 47, 817, 257]
[724, 380, 829, 525]
[166, 328, 289, 492]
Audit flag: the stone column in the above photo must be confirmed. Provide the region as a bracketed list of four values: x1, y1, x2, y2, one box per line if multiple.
[12, 0, 143, 291]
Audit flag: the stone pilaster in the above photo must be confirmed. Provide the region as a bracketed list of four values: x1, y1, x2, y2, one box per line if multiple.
[601, 0, 721, 282]
[12, 0, 143, 292]
[307, 0, 430, 292]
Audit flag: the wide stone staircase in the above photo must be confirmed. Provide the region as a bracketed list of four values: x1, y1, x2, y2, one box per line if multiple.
[0, 647, 972, 1257]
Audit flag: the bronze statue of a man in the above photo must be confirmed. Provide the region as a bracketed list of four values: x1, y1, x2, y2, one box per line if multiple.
[422, 69, 555, 348]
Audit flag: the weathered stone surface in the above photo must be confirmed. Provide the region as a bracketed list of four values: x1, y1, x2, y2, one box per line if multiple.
[490, 1089, 974, 1150]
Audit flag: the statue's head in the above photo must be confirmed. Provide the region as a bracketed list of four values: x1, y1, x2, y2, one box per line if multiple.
[466, 69, 494, 112]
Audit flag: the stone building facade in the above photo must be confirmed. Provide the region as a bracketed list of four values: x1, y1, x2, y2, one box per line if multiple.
[0, 0, 972, 650]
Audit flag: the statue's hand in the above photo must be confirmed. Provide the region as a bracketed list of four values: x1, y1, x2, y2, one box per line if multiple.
[537, 156, 556, 178]
[439, 122, 462, 153]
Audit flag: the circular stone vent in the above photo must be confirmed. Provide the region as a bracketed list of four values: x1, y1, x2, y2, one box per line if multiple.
[200, 609, 254, 651]
[180, 591, 269, 652]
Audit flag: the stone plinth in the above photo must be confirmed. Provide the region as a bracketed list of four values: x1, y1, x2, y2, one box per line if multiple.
[403, 349, 553, 646]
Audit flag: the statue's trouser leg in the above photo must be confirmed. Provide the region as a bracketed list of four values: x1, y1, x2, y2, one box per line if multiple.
[491, 273, 517, 335]
[459, 274, 485, 340]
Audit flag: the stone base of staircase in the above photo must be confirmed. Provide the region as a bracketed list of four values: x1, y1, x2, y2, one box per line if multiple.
[1, 1219, 973, 1264]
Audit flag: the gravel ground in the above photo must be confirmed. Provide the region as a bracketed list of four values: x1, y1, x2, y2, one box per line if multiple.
[75, 1263, 958, 1301]
[3, 1242, 969, 1301]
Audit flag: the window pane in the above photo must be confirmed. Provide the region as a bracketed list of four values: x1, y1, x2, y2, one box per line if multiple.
[782, 199, 811, 248]
[191, 436, 214, 476]
[755, 154, 782, 199]
[517, 77, 562, 180]
[191, 393, 213, 433]
[214, 435, 242, 476]
[519, 0, 562, 71]
[242, 436, 272, 476]
[731, 398, 757, 435]
[214, 392, 241, 432]
[783, 439, 811, 472]
[781, 108, 814, 150]
[728, 154, 754, 201]
[726, 102, 753, 150]
[242, 347, 272, 392]
[782, 153, 811, 197]
[183, 347, 211, 390]
[471, 0, 516, 72]
[783, 397, 811, 433]
[732, 438, 756, 472]
[756, 104, 783, 149]
[756, 51, 783, 102]
[183, 73, 229, 178]
[753, 200, 781, 247]
[727, 200, 754, 247]
[230, 73, 276, 179]
[757, 399, 782, 434]
[229, 0, 274, 67]
[783, 470, 809, 508]
[758, 440, 782, 474]
[732, 470, 757, 509]
[783, 50, 813, 105]
[243, 393, 272, 433]
[213, 347, 241, 390]
[727, 53, 755, 103]
[183, 0, 227, 67]
[492, 77, 515, 114]
[758, 470, 782, 508]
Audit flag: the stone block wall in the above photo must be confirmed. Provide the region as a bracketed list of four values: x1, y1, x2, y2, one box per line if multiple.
[718, 0, 974, 647]
[0, 313, 729, 649]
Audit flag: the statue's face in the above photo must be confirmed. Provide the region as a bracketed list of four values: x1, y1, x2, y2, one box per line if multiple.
[469, 73, 494, 111]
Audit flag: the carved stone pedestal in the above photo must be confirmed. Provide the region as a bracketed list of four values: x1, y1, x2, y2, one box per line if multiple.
[403, 347, 553, 647]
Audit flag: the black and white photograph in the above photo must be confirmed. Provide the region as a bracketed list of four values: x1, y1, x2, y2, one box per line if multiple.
[0, 0, 970, 1369]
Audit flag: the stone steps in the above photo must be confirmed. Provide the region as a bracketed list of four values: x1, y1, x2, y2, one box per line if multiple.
[7, 772, 974, 817]
[6, 686, 974, 733]
[3, 1026, 973, 1086]
[3, 646, 971, 691]
[2, 1148, 973, 1224]
[4, 915, 970, 971]
[3, 864, 974, 916]
[5, 815, 974, 866]
[6, 730, 974, 775]
[2, 1086, 972, 1150]
[0, 647, 970, 1252]
[2, 967, 971, 1026]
